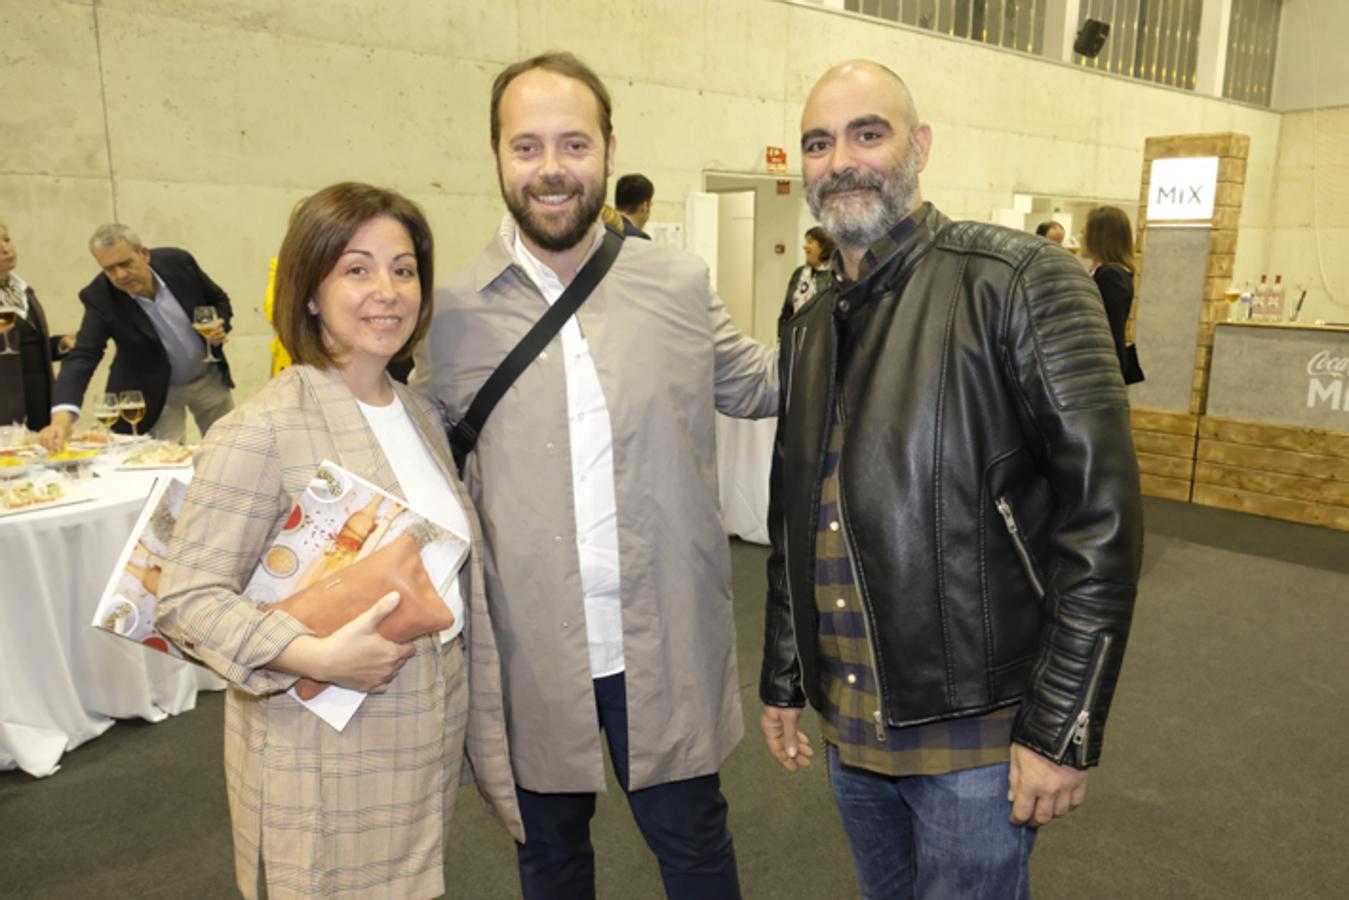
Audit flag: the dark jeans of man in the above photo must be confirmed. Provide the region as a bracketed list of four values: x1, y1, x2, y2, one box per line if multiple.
[827, 743, 1036, 900]
[514, 672, 741, 900]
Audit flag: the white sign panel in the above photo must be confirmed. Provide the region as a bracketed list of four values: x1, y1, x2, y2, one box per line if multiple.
[1147, 156, 1219, 221]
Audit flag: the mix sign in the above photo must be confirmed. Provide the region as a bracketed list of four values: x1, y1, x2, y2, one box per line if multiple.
[1306, 349, 1349, 411]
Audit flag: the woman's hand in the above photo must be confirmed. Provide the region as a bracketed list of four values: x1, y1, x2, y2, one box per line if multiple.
[273, 591, 415, 693]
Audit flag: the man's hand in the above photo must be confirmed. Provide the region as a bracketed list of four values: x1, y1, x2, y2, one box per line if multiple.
[206, 327, 228, 347]
[1008, 743, 1088, 827]
[37, 410, 75, 453]
[761, 705, 814, 773]
[58, 333, 76, 353]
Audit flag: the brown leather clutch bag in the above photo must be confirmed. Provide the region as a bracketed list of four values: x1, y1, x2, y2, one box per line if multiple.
[264, 532, 454, 700]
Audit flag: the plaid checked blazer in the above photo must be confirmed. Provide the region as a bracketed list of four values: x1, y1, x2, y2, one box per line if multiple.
[158, 364, 522, 899]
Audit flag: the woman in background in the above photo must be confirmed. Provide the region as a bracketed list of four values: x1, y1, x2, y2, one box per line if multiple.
[780, 226, 836, 330]
[0, 216, 73, 429]
[156, 182, 521, 898]
[1082, 205, 1138, 381]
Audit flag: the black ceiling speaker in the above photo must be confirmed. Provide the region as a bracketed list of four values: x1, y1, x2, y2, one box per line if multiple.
[1074, 18, 1111, 58]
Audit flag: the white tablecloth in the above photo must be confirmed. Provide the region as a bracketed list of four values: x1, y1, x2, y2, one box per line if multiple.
[0, 460, 224, 777]
[716, 414, 776, 546]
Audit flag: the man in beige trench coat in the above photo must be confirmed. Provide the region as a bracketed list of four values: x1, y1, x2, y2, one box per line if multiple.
[413, 52, 777, 900]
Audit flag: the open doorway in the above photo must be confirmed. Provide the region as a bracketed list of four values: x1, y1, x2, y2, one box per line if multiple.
[699, 172, 818, 345]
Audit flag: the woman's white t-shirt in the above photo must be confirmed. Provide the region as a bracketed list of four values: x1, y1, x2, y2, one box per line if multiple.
[357, 392, 468, 643]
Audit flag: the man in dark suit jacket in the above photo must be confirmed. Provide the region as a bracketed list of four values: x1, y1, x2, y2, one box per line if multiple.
[614, 173, 654, 240]
[39, 224, 235, 450]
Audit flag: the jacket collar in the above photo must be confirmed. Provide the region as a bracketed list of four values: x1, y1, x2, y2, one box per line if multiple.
[294, 364, 400, 496]
[472, 215, 606, 295]
[835, 202, 945, 317]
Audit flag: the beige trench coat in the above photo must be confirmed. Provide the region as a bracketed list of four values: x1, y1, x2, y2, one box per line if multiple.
[413, 221, 778, 793]
[157, 365, 522, 899]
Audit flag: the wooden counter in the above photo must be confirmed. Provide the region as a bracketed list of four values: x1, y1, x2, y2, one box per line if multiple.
[1192, 322, 1349, 531]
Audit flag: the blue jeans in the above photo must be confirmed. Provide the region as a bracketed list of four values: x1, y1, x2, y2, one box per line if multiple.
[827, 744, 1036, 900]
[514, 673, 740, 900]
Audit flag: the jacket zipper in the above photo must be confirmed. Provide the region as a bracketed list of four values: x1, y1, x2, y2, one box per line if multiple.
[834, 398, 888, 743]
[784, 324, 807, 415]
[780, 322, 819, 703]
[1056, 633, 1113, 765]
[781, 530, 805, 686]
[995, 495, 1045, 600]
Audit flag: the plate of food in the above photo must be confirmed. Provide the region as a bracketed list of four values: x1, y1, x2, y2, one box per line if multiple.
[0, 456, 33, 480]
[117, 442, 195, 469]
[0, 478, 90, 517]
[42, 447, 102, 470]
[68, 431, 115, 451]
[0, 443, 43, 459]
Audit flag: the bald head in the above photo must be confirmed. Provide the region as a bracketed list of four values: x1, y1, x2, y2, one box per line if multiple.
[805, 60, 920, 134]
[799, 60, 932, 272]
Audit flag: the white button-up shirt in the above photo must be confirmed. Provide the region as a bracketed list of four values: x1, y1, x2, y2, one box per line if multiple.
[512, 226, 625, 678]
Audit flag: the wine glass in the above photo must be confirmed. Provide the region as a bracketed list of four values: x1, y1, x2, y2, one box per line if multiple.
[0, 298, 18, 356]
[193, 306, 221, 363]
[93, 393, 120, 436]
[118, 390, 147, 438]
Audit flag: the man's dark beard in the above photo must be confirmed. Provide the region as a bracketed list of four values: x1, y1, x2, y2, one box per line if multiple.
[502, 174, 606, 253]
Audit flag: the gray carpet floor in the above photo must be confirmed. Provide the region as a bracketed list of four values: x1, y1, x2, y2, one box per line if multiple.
[2, 497, 1346, 898]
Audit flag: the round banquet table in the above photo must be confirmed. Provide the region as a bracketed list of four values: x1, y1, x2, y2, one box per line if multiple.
[0, 459, 224, 778]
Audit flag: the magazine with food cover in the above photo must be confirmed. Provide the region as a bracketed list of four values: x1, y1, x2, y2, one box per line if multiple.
[93, 461, 470, 730]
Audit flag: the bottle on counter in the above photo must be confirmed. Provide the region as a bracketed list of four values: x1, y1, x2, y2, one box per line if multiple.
[1270, 274, 1286, 321]
[1254, 274, 1270, 321]
[1237, 282, 1254, 321]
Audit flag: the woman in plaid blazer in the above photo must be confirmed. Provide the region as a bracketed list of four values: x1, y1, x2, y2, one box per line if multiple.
[158, 183, 522, 898]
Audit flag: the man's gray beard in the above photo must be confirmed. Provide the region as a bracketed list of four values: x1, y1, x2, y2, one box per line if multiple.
[501, 173, 607, 253]
[807, 141, 921, 249]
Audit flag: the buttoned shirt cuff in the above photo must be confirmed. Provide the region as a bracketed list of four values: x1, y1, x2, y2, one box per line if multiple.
[51, 404, 81, 421]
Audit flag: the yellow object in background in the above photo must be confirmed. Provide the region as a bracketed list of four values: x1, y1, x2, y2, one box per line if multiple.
[47, 448, 98, 461]
[264, 257, 292, 377]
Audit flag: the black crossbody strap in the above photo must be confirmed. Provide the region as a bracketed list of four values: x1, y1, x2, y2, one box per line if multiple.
[450, 228, 624, 472]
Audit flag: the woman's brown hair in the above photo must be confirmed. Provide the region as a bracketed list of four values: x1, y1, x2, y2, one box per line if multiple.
[273, 182, 435, 368]
[1082, 206, 1135, 272]
[805, 225, 836, 262]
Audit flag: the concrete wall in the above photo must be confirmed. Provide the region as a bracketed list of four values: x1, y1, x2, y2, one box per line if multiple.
[1271, 0, 1349, 112]
[2, 0, 1290, 405]
[1264, 105, 1349, 325]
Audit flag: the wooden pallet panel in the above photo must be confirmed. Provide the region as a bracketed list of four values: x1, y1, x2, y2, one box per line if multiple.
[1134, 431, 1199, 458]
[1192, 484, 1349, 532]
[1131, 408, 1199, 436]
[1138, 452, 1195, 480]
[1140, 473, 1192, 501]
[1192, 415, 1349, 531]
[1200, 417, 1349, 458]
[1197, 440, 1349, 482]
[1194, 462, 1349, 507]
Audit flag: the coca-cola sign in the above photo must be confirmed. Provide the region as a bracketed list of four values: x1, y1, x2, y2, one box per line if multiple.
[1306, 350, 1349, 410]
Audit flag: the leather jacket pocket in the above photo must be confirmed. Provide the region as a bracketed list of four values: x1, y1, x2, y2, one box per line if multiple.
[994, 495, 1045, 600]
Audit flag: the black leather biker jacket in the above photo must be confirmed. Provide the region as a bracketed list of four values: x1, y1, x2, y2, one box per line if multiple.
[760, 205, 1143, 768]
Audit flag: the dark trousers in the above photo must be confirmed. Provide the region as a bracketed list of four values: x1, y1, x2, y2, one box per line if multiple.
[514, 672, 741, 900]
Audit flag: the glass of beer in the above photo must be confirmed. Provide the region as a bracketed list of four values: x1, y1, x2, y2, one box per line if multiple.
[118, 390, 147, 438]
[0, 299, 18, 356]
[193, 305, 221, 363]
[93, 392, 120, 435]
